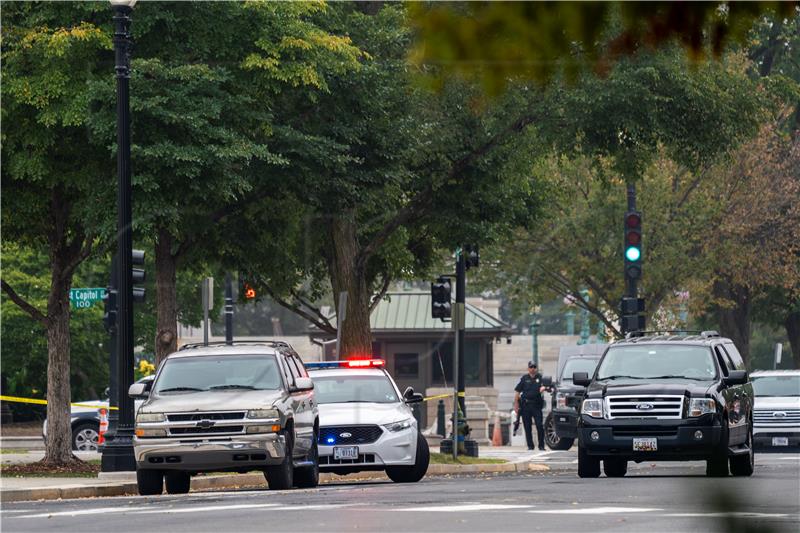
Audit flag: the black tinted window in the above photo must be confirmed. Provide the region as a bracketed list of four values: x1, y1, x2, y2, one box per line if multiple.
[724, 343, 746, 371]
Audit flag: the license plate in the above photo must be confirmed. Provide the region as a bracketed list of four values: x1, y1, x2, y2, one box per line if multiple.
[632, 437, 658, 451]
[333, 446, 359, 460]
[772, 437, 789, 447]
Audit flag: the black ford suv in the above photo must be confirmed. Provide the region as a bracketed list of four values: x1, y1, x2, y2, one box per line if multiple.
[574, 331, 754, 478]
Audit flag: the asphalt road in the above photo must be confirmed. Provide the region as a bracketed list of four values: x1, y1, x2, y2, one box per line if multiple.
[2, 452, 798, 533]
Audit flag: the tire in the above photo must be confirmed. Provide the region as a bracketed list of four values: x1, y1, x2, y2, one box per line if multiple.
[265, 430, 294, 490]
[294, 435, 320, 489]
[706, 419, 730, 477]
[136, 469, 163, 496]
[577, 445, 600, 478]
[165, 471, 191, 494]
[72, 422, 99, 451]
[729, 423, 754, 477]
[545, 413, 575, 451]
[386, 432, 430, 483]
[603, 457, 627, 477]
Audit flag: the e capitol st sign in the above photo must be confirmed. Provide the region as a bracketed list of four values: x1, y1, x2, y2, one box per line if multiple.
[70, 288, 107, 309]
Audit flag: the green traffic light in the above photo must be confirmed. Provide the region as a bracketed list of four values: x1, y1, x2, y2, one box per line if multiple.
[625, 246, 641, 262]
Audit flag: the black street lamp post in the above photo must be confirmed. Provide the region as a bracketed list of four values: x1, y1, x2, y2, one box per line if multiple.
[101, 0, 137, 472]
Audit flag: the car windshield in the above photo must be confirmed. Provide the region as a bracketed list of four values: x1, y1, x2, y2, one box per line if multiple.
[596, 345, 717, 381]
[311, 374, 399, 404]
[153, 355, 282, 394]
[561, 358, 599, 381]
[751, 375, 800, 397]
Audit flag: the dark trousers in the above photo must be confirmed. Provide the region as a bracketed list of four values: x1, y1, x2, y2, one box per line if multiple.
[521, 406, 545, 450]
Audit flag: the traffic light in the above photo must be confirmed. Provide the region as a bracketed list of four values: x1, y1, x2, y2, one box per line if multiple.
[244, 283, 256, 299]
[620, 296, 645, 334]
[102, 288, 117, 333]
[431, 276, 452, 320]
[131, 249, 146, 303]
[624, 211, 642, 280]
[463, 244, 479, 270]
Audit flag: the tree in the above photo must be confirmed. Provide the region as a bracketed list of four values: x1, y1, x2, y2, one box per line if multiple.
[1, 2, 114, 464]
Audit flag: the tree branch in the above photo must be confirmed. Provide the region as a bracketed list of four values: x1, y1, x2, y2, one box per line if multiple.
[1, 279, 48, 327]
[289, 288, 336, 330]
[369, 273, 392, 313]
[262, 283, 336, 334]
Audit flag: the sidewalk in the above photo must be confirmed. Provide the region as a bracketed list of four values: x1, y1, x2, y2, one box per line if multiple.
[1, 446, 550, 503]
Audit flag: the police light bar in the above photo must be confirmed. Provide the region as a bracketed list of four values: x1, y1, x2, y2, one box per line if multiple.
[305, 359, 385, 369]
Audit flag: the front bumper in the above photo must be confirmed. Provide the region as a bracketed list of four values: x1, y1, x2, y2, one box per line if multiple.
[134, 433, 286, 471]
[552, 409, 579, 439]
[318, 426, 417, 471]
[579, 415, 722, 460]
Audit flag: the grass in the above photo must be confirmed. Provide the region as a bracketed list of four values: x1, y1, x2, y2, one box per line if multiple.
[429, 452, 507, 465]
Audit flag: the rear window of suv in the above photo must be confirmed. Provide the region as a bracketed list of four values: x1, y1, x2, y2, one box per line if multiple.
[596, 344, 718, 381]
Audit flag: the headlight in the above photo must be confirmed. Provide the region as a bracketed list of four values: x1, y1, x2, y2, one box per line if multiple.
[581, 399, 604, 418]
[556, 392, 568, 409]
[247, 409, 279, 419]
[135, 428, 167, 437]
[136, 412, 165, 423]
[246, 424, 281, 434]
[383, 418, 413, 432]
[689, 398, 716, 417]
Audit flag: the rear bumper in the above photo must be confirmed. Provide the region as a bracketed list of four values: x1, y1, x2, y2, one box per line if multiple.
[579, 415, 722, 460]
[319, 426, 417, 472]
[134, 433, 286, 471]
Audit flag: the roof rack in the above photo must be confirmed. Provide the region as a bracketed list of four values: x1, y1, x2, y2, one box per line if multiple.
[178, 340, 291, 351]
[625, 330, 701, 339]
[619, 330, 721, 343]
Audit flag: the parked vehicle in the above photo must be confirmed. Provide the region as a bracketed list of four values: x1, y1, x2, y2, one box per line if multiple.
[42, 375, 152, 451]
[574, 331, 754, 478]
[544, 344, 605, 450]
[130, 341, 318, 495]
[306, 359, 430, 483]
[750, 370, 800, 448]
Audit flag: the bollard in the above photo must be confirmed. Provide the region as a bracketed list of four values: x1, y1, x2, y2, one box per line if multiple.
[436, 400, 446, 437]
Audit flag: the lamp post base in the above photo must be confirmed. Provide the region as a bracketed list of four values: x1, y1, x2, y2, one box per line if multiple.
[100, 432, 136, 472]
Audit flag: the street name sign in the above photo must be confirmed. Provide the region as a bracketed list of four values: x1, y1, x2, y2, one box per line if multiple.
[70, 288, 107, 309]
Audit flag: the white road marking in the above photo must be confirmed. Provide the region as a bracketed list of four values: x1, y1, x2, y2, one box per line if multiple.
[396, 504, 532, 512]
[269, 504, 358, 511]
[137, 503, 281, 514]
[18, 506, 153, 519]
[662, 512, 793, 519]
[529, 507, 662, 514]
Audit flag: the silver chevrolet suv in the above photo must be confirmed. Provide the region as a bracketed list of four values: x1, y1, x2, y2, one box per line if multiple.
[128, 341, 319, 495]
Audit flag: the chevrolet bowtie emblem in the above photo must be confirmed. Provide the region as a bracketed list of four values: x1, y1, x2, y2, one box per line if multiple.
[196, 419, 216, 429]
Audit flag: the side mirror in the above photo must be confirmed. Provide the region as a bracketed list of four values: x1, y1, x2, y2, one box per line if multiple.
[541, 376, 553, 388]
[292, 377, 314, 392]
[573, 372, 591, 387]
[724, 370, 748, 386]
[128, 382, 151, 399]
[403, 387, 424, 404]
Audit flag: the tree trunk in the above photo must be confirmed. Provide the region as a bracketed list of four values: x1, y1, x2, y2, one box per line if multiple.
[329, 215, 373, 358]
[155, 228, 178, 366]
[714, 281, 752, 365]
[43, 273, 76, 465]
[786, 311, 800, 370]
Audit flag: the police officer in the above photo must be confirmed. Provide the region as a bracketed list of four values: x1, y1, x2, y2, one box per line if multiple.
[514, 361, 546, 451]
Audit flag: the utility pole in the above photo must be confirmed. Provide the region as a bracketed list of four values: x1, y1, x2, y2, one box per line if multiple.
[455, 250, 466, 417]
[224, 273, 233, 345]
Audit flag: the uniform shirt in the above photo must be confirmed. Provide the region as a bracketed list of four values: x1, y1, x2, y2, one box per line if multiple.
[515, 372, 544, 409]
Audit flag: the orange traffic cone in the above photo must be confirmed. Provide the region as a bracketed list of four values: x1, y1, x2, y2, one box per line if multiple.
[491, 412, 503, 446]
[98, 408, 108, 446]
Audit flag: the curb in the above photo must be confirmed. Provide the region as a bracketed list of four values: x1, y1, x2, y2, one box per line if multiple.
[0, 462, 549, 503]
[0, 437, 45, 450]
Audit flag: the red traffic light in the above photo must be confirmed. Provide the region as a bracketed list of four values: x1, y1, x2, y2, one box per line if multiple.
[625, 213, 641, 228]
[243, 283, 256, 299]
[626, 231, 641, 245]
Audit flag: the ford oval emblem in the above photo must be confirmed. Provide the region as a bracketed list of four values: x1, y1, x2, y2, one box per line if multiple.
[774, 411, 787, 418]
[339, 432, 352, 438]
[636, 403, 654, 411]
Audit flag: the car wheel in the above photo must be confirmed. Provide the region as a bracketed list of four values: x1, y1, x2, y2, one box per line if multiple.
[386, 431, 430, 483]
[577, 445, 600, 478]
[545, 413, 574, 451]
[706, 419, 730, 477]
[164, 471, 191, 494]
[294, 432, 320, 488]
[603, 457, 627, 477]
[265, 429, 294, 490]
[136, 469, 163, 496]
[729, 423, 754, 477]
[72, 422, 100, 451]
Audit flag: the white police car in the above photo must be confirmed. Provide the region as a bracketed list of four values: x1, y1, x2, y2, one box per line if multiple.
[306, 359, 430, 483]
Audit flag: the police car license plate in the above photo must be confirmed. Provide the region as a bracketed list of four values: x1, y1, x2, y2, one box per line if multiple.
[333, 446, 359, 460]
[772, 437, 789, 446]
[632, 437, 657, 451]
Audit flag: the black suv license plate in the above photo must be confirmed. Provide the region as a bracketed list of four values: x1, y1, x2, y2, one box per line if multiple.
[632, 437, 657, 451]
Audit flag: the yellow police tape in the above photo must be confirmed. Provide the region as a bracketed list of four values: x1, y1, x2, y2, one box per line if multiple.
[0, 394, 117, 410]
[422, 392, 465, 402]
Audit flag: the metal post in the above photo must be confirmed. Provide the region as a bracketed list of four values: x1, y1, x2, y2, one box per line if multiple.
[202, 278, 209, 346]
[529, 312, 539, 367]
[452, 309, 459, 461]
[225, 273, 234, 345]
[105, 4, 136, 471]
[101, 256, 119, 472]
[626, 183, 637, 300]
[456, 251, 466, 417]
